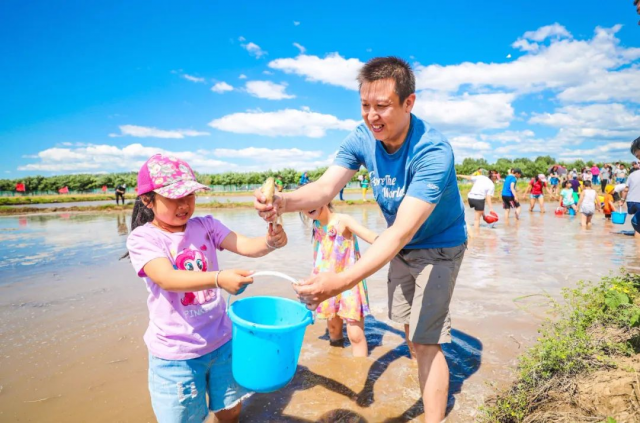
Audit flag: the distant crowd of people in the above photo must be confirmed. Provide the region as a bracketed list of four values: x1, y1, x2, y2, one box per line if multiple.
[458, 157, 640, 228]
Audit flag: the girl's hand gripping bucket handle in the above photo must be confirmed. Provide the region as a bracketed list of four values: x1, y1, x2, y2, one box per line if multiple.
[226, 271, 315, 323]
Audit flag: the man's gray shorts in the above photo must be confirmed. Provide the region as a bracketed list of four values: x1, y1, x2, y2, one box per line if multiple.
[387, 243, 466, 345]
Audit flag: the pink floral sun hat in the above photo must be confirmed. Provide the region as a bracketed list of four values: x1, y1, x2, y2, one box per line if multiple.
[137, 154, 210, 199]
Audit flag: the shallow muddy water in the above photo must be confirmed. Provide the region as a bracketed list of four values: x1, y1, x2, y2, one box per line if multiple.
[0, 205, 638, 422]
[6, 191, 366, 209]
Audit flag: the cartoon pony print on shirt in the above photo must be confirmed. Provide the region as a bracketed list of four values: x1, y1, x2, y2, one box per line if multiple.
[175, 249, 216, 309]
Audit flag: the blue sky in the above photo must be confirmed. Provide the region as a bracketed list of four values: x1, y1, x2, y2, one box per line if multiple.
[1, 0, 639, 177]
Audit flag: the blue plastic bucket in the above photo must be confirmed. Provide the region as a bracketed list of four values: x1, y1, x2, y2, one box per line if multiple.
[568, 207, 576, 216]
[612, 211, 627, 225]
[228, 296, 313, 393]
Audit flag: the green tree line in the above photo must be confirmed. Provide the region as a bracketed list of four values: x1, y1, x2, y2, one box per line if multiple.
[0, 156, 634, 192]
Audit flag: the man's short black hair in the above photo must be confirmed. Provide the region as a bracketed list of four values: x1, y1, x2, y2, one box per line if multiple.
[630, 136, 640, 155]
[357, 56, 415, 103]
[512, 168, 523, 175]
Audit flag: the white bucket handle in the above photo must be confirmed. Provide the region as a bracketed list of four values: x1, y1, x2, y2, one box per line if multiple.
[225, 270, 311, 318]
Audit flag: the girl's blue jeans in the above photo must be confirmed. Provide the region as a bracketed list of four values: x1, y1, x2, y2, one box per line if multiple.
[148, 341, 251, 423]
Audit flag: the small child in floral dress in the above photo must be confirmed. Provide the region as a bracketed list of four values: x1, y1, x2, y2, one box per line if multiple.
[303, 202, 378, 357]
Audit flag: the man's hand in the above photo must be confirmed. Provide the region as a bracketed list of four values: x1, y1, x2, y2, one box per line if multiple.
[293, 272, 349, 310]
[253, 188, 286, 223]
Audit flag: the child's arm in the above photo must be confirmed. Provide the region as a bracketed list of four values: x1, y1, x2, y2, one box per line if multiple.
[220, 224, 288, 258]
[456, 175, 473, 181]
[144, 258, 253, 294]
[340, 214, 378, 244]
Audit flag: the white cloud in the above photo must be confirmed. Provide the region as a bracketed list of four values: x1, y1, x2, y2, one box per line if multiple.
[238, 36, 246, 42]
[182, 74, 205, 83]
[413, 92, 515, 132]
[208, 108, 359, 138]
[241, 41, 267, 58]
[269, 53, 364, 90]
[529, 103, 640, 144]
[245, 81, 295, 100]
[17, 143, 236, 173]
[494, 141, 561, 156]
[449, 135, 491, 150]
[480, 130, 536, 143]
[17, 144, 335, 173]
[214, 147, 323, 161]
[555, 142, 632, 161]
[414, 25, 640, 100]
[211, 82, 234, 93]
[109, 125, 210, 139]
[239, 74, 247, 79]
[512, 23, 571, 52]
[448, 136, 491, 162]
[293, 42, 306, 54]
[293, 21, 300, 26]
[557, 66, 640, 103]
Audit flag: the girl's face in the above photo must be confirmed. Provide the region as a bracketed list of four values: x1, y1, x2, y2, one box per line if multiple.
[303, 205, 330, 221]
[149, 193, 196, 232]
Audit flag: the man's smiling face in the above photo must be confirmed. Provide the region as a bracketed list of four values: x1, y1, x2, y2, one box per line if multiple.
[360, 78, 415, 151]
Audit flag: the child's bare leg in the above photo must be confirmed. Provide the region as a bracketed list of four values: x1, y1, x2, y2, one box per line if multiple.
[529, 198, 535, 211]
[327, 316, 344, 344]
[581, 213, 587, 227]
[404, 324, 417, 360]
[346, 319, 367, 357]
[539, 197, 545, 213]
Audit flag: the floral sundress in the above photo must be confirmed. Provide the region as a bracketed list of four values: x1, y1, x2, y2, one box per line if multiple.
[312, 219, 370, 321]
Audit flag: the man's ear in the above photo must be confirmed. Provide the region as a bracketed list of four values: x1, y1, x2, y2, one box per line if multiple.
[404, 93, 416, 113]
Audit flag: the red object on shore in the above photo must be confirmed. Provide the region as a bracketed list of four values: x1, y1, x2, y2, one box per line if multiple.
[102, 185, 108, 192]
[15, 183, 25, 192]
[483, 211, 499, 224]
[58, 186, 69, 194]
[555, 207, 565, 216]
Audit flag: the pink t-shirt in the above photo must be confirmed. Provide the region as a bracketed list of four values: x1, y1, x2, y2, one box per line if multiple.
[126, 215, 232, 360]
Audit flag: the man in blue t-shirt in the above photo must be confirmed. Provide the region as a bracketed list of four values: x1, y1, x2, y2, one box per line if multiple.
[501, 168, 522, 220]
[254, 57, 466, 422]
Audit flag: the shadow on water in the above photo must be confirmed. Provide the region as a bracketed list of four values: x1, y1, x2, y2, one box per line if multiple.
[244, 315, 482, 422]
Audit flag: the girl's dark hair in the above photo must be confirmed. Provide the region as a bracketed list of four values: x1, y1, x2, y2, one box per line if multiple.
[584, 180, 592, 188]
[565, 180, 572, 187]
[121, 192, 156, 259]
[131, 192, 156, 231]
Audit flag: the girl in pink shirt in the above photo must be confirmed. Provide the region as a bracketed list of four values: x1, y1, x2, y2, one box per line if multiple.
[126, 154, 287, 423]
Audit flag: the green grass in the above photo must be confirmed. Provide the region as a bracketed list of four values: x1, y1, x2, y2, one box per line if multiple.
[479, 272, 640, 422]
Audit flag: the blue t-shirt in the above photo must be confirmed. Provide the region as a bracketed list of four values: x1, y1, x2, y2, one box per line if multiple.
[501, 175, 517, 197]
[334, 115, 466, 249]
